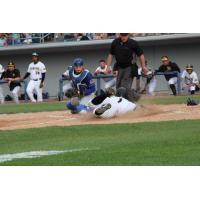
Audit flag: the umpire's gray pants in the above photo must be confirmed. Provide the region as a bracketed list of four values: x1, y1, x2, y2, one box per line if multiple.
[116, 66, 135, 89]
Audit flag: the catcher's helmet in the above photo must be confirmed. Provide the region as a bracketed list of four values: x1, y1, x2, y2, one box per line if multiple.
[73, 58, 84, 66]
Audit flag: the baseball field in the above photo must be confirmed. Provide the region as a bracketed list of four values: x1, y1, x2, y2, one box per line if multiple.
[1, 95, 200, 166]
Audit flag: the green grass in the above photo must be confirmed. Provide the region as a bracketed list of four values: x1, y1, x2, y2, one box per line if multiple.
[0, 101, 66, 114]
[140, 95, 200, 105]
[1, 120, 200, 166]
[0, 95, 200, 114]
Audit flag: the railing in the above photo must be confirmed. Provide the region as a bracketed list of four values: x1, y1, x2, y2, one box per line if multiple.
[58, 71, 181, 101]
[0, 33, 183, 47]
[0, 80, 28, 102]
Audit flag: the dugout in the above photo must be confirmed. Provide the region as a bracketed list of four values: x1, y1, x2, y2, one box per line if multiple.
[0, 33, 200, 97]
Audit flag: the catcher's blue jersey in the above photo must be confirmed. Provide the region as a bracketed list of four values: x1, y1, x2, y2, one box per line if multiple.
[69, 68, 96, 95]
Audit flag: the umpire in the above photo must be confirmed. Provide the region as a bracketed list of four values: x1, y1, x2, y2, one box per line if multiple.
[106, 33, 148, 90]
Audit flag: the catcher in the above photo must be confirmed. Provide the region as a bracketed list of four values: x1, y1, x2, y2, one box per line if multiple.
[66, 58, 96, 112]
[181, 64, 200, 95]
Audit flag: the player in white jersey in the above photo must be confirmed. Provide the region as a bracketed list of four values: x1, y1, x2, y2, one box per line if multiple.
[22, 52, 46, 102]
[93, 95, 136, 118]
[0, 64, 5, 104]
[94, 60, 116, 89]
[181, 64, 199, 95]
[67, 87, 137, 118]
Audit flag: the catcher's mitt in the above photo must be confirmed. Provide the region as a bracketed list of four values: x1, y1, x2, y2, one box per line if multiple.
[65, 88, 79, 98]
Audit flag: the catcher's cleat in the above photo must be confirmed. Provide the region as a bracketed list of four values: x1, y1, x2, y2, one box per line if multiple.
[95, 103, 111, 115]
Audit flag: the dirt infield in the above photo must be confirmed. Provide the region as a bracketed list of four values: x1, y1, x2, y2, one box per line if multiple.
[0, 104, 200, 131]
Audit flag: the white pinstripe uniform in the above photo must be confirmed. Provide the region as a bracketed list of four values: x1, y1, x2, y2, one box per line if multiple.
[0, 64, 5, 104]
[26, 61, 46, 102]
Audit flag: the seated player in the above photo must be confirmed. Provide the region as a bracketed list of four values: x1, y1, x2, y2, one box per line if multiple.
[66, 87, 138, 118]
[94, 59, 116, 89]
[2, 61, 21, 104]
[181, 64, 199, 95]
[156, 56, 180, 95]
[66, 58, 96, 112]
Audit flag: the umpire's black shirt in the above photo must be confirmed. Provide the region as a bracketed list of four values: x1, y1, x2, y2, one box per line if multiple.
[110, 38, 144, 68]
[3, 69, 21, 91]
[157, 61, 180, 81]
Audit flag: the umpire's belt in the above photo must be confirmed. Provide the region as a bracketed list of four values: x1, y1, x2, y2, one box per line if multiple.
[32, 78, 41, 81]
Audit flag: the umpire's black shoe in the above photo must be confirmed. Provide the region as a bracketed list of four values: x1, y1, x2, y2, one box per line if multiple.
[95, 103, 112, 116]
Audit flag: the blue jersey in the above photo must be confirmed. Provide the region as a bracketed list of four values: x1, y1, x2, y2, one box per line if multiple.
[69, 68, 96, 95]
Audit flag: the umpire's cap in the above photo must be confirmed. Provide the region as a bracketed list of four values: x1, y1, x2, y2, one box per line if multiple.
[73, 58, 84, 66]
[186, 64, 193, 70]
[32, 52, 39, 57]
[7, 61, 15, 67]
[120, 33, 129, 36]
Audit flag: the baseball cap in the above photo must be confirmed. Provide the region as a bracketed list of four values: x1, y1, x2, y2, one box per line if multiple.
[186, 64, 193, 70]
[32, 52, 39, 57]
[161, 56, 169, 62]
[7, 61, 15, 67]
[120, 33, 129, 36]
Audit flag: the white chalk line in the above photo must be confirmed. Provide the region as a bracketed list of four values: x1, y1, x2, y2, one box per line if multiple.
[0, 147, 98, 163]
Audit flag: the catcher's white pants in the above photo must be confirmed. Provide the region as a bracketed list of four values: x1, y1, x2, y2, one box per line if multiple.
[168, 77, 177, 85]
[26, 80, 43, 103]
[0, 85, 4, 104]
[11, 86, 20, 104]
[93, 96, 136, 118]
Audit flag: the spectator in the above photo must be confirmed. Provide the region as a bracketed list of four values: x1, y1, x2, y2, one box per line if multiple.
[6, 33, 13, 45]
[0, 34, 7, 46]
[23, 33, 32, 44]
[156, 56, 180, 96]
[87, 33, 93, 40]
[181, 64, 199, 95]
[94, 59, 116, 90]
[64, 33, 76, 42]
[12, 33, 21, 45]
[93, 33, 108, 40]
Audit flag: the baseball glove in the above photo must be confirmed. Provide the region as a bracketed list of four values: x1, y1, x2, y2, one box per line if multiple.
[65, 88, 79, 98]
[116, 87, 141, 103]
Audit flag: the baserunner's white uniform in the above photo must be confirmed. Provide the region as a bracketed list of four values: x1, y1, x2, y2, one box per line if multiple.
[26, 61, 46, 102]
[93, 96, 136, 118]
[0, 64, 5, 104]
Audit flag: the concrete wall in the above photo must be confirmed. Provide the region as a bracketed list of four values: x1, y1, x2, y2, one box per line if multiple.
[1, 37, 200, 97]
